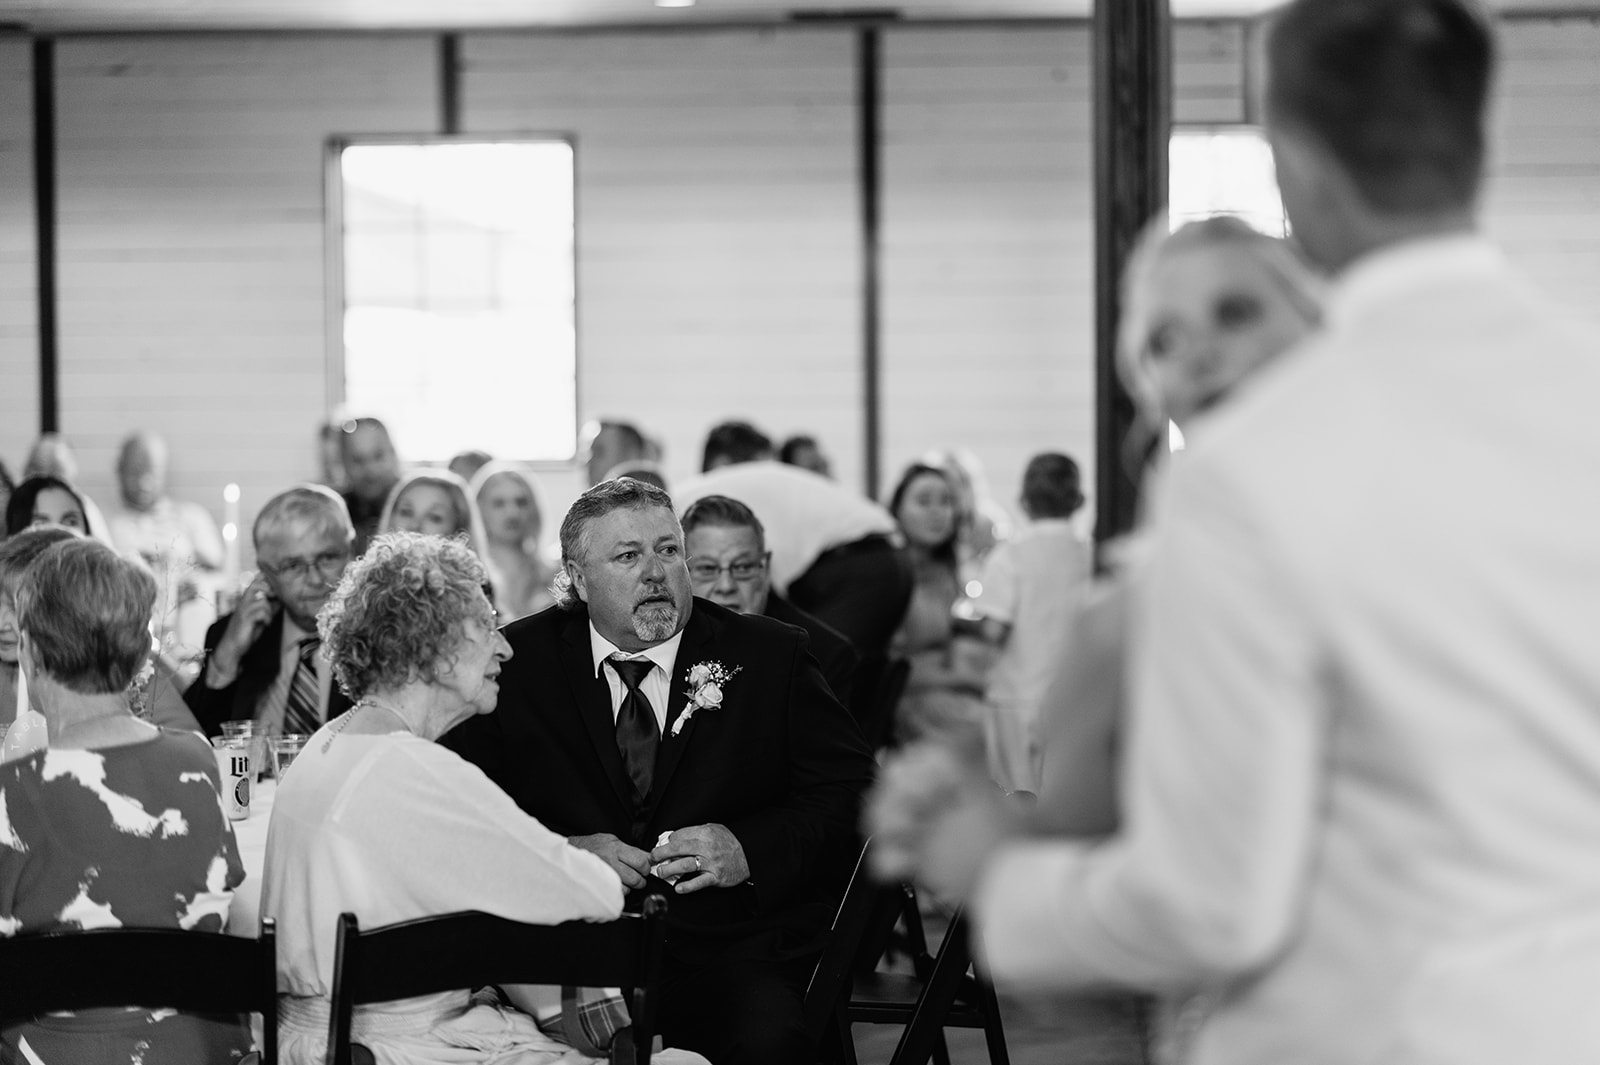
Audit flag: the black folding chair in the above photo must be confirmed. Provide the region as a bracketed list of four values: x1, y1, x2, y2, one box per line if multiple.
[852, 656, 911, 752]
[325, 894, 668, 1065]
[805, 847, 1009, 1065]
[0, 918, 279, 1065]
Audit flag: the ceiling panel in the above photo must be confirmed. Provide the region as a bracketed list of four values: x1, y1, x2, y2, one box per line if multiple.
[0, 0, 1592, 33]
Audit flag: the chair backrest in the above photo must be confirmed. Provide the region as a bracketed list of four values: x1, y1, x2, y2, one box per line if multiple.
[326, 895, 668, 1065]
[803, 842, 904, 1043]
[0, 919, 279, 1064]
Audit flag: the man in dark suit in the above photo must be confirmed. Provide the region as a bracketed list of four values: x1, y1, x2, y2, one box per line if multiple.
[185, 485, 355, 737]
[444, 478, 874, 1065]
[680, 494, 858, 706]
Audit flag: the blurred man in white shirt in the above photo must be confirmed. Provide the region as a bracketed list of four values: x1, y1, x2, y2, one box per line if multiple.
[870, 2, 1600, 1062]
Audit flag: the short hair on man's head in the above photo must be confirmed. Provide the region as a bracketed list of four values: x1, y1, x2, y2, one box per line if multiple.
[559, 477, 677, 567]
[598, 420, 647, 455]
[681, 495, 766, 546]
[14, 538, 157, 695]
[601, 462, 668, 492]
[338, 416, 392, 457]
[253, 484, 355, 548]
[1021, 453, 1086, 519]
[701, 421, 775, 472]
[778, 435, 819, 465]
[0, 525, 81, 592]
[1266, 0, 1494, 213]
[4, 476, 93, 538]
[318, 531, 493, 703]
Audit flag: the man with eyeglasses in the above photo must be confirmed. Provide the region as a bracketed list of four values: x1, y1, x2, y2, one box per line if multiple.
[185, 484, 356, 737]
[682, 495, 858, 706]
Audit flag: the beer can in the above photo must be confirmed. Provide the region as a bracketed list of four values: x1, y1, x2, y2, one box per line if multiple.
[212, 738, 251, 820]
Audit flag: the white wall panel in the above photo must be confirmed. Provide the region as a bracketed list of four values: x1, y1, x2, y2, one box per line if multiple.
[463, 28, 861, 516]
[0, 39, 38, 476]
[1483, 19, 1600, 321]
[880, 23, 1244, 525]
[53, 35, 436, 553]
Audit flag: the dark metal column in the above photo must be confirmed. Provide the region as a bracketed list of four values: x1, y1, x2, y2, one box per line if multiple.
[858, 25, 883, 501]
[33, 36, 59, 434]
[440, 34, 461, 135]
[1092, 0, 1170, 549]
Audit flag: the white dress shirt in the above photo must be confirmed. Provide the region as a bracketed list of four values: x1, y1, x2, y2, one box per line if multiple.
[974, 235, 1600, 1064]
[673, 462, 897, 591]
[589, 623, 684, 734]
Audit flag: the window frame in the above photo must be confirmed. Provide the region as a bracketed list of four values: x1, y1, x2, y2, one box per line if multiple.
[323, 131, 582, 469]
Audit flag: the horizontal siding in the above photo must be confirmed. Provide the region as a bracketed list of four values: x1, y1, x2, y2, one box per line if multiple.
[53, 35, 437, 554]
[462, 28, 862, 507]
[0, 38, 38, 473]
[1483, 19, 1600, 321]
[881, 23, 1244, 523]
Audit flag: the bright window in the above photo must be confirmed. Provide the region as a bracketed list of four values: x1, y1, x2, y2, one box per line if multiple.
[1169, 126, 1286, 236]
[334, 139, 577, 463]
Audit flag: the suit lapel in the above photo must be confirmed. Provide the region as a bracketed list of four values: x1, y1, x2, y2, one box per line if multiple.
[558, 611, 635, 816]
[646, 605, 719, 820]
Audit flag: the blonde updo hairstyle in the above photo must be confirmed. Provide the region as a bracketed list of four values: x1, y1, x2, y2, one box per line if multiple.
[1117, 214, 1323, 439]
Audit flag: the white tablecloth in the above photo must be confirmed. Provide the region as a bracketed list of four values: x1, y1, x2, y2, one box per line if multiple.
[228, 778, 275, 938]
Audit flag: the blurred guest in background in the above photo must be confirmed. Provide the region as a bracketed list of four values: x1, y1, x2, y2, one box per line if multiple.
[0, 538, 250, 1065]
[338, 417, 400, 555]
[106, 430, 224, 660]
[872, 3, 1600, 1062]
[581, 418, 652, 487]
[0, 460, 13, 538]
[778, 434, 832, 479]
[20, 433, 113, 546]
[0, 527, 199, 734]
[0, 526, 79, 727]
[925, 448, 1010, 570]
[448, 448, 494, 484]
[263, 532, 647, 1065]
[186, 485, 355, 737]
[378, 470, 489, 558]
[969, 452, 1091, 794]
[602, 460, 669, 491]
[682, 495, 857, 705]
[317, 420, 349, 493]
[676, 420, 911, 666]
[471, 462, 558, 621]
[887, 462, 989, 750]
[5, 475, 97, 539]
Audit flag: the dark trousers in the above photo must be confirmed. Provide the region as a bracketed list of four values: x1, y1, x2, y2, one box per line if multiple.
[657, 953, 815, 1065]
[789, 535, 913, 663]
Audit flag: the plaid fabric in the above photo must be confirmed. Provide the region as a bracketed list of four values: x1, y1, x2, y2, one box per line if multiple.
[533, 987, 630, 1056]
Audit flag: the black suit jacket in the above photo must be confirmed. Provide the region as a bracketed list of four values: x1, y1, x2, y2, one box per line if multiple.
[764, 593, 859, 708]
[443, 597, 875, 964]
[183, 611, 353, 738]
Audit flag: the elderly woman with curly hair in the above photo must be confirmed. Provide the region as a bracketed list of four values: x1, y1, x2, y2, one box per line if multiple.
[261, 532, 676, 1065]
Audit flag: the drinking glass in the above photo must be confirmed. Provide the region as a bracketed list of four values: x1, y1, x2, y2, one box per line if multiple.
[270, 734, 309, 780]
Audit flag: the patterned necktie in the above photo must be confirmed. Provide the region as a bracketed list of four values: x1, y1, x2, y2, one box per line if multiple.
[608, 656, 660, 803]
[283, 636, 323, 737]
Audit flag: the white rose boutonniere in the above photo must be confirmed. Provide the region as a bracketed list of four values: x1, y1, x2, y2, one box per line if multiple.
[673, 661, 741, 737]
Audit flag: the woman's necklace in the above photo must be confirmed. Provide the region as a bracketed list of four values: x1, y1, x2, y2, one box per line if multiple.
[319, 699, 415, 753]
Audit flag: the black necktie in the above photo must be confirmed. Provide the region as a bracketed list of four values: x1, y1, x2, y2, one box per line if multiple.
[609, 657, 659, 803]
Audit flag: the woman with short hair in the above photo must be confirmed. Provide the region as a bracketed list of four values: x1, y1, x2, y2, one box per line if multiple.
[263, 532, 673, 1065]
[0, 538, 251, 1064]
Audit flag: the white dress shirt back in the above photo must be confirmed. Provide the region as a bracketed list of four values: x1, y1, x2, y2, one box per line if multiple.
[975, 236, 1600, 1064]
